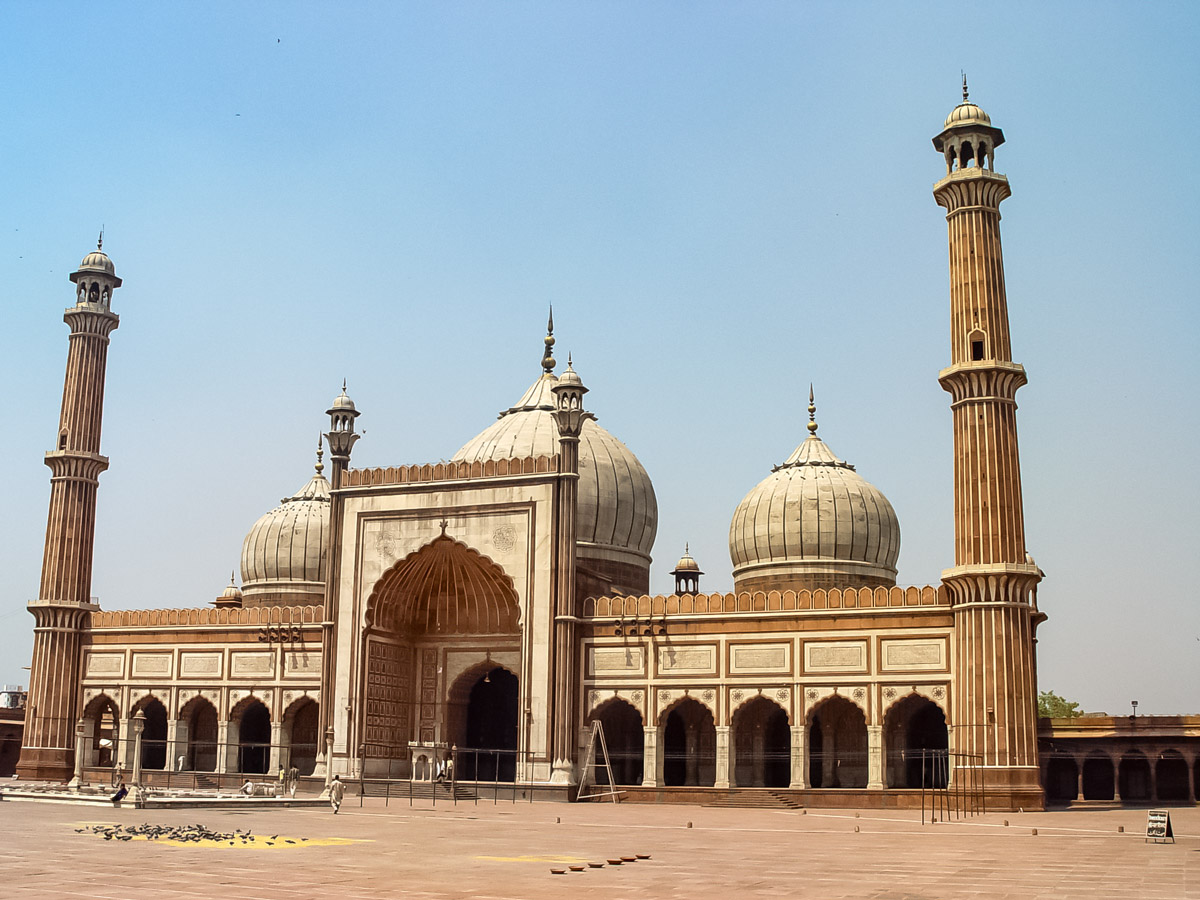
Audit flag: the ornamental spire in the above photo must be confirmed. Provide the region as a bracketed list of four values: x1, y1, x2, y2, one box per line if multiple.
[962, 71, 969, 103]
[807, 384, 818, 435]
[315, 434, 325, 474]
[542, 305, 556, 373]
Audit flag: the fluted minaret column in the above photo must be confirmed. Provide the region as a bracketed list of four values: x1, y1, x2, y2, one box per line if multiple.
[316, 383, 360, 780]
[933, 85, 1044, 809]
[19, 238, 121, 782]
[549, 354, 593, 785]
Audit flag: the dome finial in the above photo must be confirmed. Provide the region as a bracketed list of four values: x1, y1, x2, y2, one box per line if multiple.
[315, 433, 325, 474]
[807, 383, 818, 435]
[97, 228, 103, 251]
[962, 71, 969, 103]
[542, 305, 556, 374]
[229, 570, 236, 586]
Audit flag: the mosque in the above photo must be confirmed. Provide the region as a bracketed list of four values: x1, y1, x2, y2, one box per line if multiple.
[16, 92, 1050, 810]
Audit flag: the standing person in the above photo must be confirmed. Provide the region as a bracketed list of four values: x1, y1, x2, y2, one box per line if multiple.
[277, 766, 286, 796]
[329, 774, 345, 814]
[288, 765, 300, 798]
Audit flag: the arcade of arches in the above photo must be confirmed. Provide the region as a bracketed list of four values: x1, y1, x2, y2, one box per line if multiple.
[580, 693, 949, 791]
[78, 693, 321, 777]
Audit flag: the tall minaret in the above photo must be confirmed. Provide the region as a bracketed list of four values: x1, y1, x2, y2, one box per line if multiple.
[933, 82, 1044, 809]
[317, 383, 360, 781]
[18, 237, 121, 781]
[550, 354, 592, 784]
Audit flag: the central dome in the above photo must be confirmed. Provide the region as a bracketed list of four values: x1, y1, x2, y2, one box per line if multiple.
[729, 401, 900, 594]
[453, 329, 656, 596]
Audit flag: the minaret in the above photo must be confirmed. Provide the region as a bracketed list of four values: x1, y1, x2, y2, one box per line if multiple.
[18, 237, 121, 781]
[317, 386, 360, 779]
[933, 82, 1044, 809]
[550, 354, 593, 783]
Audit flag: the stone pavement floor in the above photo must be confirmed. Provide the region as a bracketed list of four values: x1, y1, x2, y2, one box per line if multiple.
[0, 796, 1196, 899]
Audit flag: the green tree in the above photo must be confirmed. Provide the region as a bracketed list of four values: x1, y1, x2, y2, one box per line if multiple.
[1038, 690, 1083, 719]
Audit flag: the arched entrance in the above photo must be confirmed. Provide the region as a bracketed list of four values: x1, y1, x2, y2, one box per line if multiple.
[1155, 750, 1189, 801]
[235, 699, 271, 774]
[731, 697, 790, 788]
[183, 698, 218, 772]
[1082, 753, 1114, 800]
[883, 695, 948, 788]
[364, 531, 523, 774]
[450, 666, 518, 782]
[83, 694, 119, 768]
[134, 697, 168, 771]
[1118, 751, 1151, 802]
[662, 699, 716, 787]
[809, 696, 867, 788]
[1045, 756, 1079, 804]
[287, 699, 320, 776]
[589, 698, 643, 786]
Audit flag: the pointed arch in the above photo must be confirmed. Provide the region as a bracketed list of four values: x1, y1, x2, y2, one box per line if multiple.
[808, 695, 867, 788]
[366, 534, 520, 635]
[587, 697, 644, 786]
[731, 696, 790, 788]
[660, 697, 716, 787]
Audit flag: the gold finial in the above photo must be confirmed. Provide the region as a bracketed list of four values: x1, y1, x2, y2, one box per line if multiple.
[315, 434, 325, 474]
[962, 71, 969, 103]
[542, 305, 556, 373]
[684, 542, 689, 556]
[807, 384, 818, 435]
[342, 377, 347, 392]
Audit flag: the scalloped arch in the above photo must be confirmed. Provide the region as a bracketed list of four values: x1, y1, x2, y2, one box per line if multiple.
[366, 534, 520, 636]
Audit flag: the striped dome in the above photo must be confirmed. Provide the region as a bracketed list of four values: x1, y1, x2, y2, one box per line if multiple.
[240, 464, 330, 606]
[729, 429, 900, 592]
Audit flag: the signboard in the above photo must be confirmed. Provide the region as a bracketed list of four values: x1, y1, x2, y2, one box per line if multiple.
[1145, 809, 1174, 843]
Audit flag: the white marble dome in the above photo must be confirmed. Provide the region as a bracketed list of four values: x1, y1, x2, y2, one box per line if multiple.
[944, 102, 991, 129]
[453, 369, 657, 586]
[240, 460, 331, 606]
[729, 422, 900, 592]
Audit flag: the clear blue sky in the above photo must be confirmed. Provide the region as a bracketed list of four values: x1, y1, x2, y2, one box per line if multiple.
[2, 2, 1197, 714]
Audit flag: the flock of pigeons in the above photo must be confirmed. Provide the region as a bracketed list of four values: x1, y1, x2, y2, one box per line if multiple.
[75, 823, 310, 846]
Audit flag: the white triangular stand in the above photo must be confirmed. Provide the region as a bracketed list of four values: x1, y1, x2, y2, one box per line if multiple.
[576, 720, 623, 803]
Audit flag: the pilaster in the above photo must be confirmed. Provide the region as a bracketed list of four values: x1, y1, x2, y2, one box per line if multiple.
[714, 725, 731, 789]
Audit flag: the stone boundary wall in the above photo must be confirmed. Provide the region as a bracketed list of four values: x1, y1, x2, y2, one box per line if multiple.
[343, 454, 559, 487]
[90, 605, 322, 629]
[584, 585, 946, 618]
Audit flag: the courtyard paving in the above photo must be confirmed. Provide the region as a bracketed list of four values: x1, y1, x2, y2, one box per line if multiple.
[1, 795, 1196, 899]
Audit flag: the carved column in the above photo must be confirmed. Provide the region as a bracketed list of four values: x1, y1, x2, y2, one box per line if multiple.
[641, 726, 658, 787]
[789, 725, 806, 789]
[714, 725, 730, 789]
[867, 725, 884, 790]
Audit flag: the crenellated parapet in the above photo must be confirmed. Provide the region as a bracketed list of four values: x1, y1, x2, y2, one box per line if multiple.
[583, 585, 946, 619]
[342, 454, 559, 487]
[90, 604, 322, 630]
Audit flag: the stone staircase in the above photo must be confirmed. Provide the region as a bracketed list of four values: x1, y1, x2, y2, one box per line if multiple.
[703, 790, 804, 810]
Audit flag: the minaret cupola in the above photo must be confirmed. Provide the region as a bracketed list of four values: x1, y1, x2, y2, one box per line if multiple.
[70, 232, 122, 311]
[932, 76, 1005, 174]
